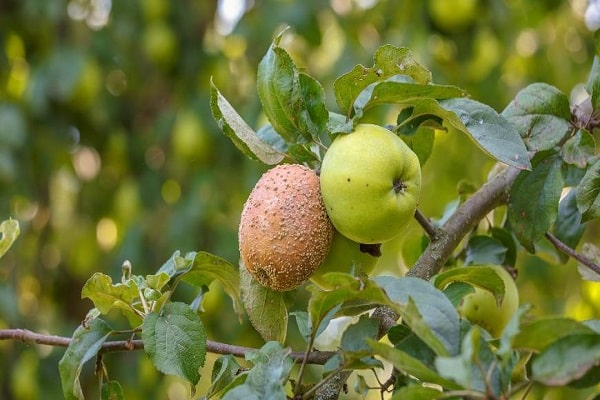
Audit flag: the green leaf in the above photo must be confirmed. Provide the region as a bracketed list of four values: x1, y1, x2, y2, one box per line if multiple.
[239, 265, 288, 343]
[561, 130, 596, 168]
[464, 236, 508, 266]
[142, 302, 206, 387]
[367, 340, 462, 389]
[513, 317, 596, 352]
[0, 218, 19, 259]
[586, 56, 600, 111]
[501, 83, 572, 152]
[81, 273, 143, 327]
[222, 342, 293, 400]
[390, 385, 443, 400]
[59, 318, 112, 400]
[400, 125, 435, 166]
[353, 75, 467, 118]
[101, 380, 124, 400]
[374, 276, 460, 356]
[210, 80, 284, 165]
[290, 311, 311, 343]
[578, 243, 600, 281]
[508, 153, 564, 252]
[206, 355, 246, 399]
[433, 266, 506, 306]
[440, 97, 531, 170]
[334, 44, 431, 115]
[340, 314, 379, 354]
[552, 190, 586, 262]
[532, 333, 600, 386]
[576, 157, 600, 222]
[257, 33, 328, 142]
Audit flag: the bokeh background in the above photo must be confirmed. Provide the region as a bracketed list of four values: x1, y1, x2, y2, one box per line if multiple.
[0, 0, 599, 398]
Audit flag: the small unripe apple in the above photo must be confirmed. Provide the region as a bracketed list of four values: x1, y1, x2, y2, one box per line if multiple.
[309, 230, 380, 290]
[238, 164, 334, 291]
[319, 124, 421, 244]
[457, 265, 519, 337]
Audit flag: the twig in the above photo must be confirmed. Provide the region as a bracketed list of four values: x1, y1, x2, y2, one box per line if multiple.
[545, 232, 600, 275]
[414, 208, 441, 240]
[0, 328, 335, 365]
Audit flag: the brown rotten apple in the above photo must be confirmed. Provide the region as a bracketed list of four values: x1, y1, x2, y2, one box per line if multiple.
[239, 164, 334, 291]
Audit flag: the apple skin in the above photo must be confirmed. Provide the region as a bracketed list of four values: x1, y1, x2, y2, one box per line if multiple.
[309, 230, 380, 290]
[319, 124, 421, 244]
[457, 265, 519, 338]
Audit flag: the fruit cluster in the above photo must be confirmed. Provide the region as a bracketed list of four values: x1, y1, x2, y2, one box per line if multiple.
[238, 124, 422, 291]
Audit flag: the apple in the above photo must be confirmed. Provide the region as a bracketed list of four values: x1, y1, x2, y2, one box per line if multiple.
[309, 230, 380, 290]
[319, 124, 421, 244]
[457, 265, 519, 337]
[238, 164, 334, 291]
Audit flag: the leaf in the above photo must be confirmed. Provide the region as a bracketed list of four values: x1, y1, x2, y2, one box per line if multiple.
[239, 265, 288, 342]
[257, 32, 327, 142]
[507, 153, 564, 252]
[440, 97, 531, 170]
[222, 342, 293, 400]
[552, 189, 586, 263]
[290, 311, 311, 343]
[0, 218, 19, 259]
[513, 317, 596, 352]
[433, 266, 506, 306]
[101, 380, 124, 400]
[464, 235, 508, 266]
[390, 385, 443, 400]
[81, 273, 143, 327]
[561, 130, 596, 168]
[206, 355, 245, 399]
[367, 340, 462, 389]
[210, 80, 284, 165]
[59, 318, 112, 400]
[352, 75, 467, 118]
[501, 83, 572, 152]
[374, 276, 460, 356]
[334, 44, 431, 114]
[400, 125, 435, 166]
[578, 243, 600, 281]
[142, 302, 207, 387]
[576, 157, 600, 222]
[531, 333, 600, 386]
[586, 56, 600, 111]
[340, 314, 379, 354]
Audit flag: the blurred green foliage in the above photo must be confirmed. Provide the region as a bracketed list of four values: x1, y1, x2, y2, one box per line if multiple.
[0, 0, 598, 398]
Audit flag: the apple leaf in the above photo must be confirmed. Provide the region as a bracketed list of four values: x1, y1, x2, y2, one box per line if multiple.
[210, 80, 284, 165]
[576, 157, 600, 222]
[0, 218, 19, 259]
[501, 83, 572, 152]
[59, 318, 112, 400]
[464, 235, 508, 266]
[578, 243, 600, 281]
[367, 340, 462, 390]
[205, 355, 246, 399]
[142, 302, 206, 388]
[374, 276, 460, 356]
[440, 97, 532, 170]
[561, 130, 596, 168]
[513, 317, 596, 352]
[552, 190, 586, 263]
[101, 380, 124, 400]
[531, 333, 600, 386]
[586, 55, 600, 110]
[352, 75, 467, 118]
[508, 153, 565, 253]
[81, 272, 143, 327]
[239, 265, 288, 343]
[432, 266, 506, 306]
[390, 385, 443, 400]
[222, 342, 293, 400]
[257, 32, 328, 143]
[334, 44, 431, 115]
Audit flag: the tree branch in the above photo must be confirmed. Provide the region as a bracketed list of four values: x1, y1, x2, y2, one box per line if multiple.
[414, 208, 441, 240]
[545, 232, 600, 275]
[0, 328, 335, 365]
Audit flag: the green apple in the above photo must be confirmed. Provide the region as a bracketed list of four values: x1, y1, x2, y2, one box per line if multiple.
[457, 265, 519, 338]
[310, 230, 380, 290]
[428, 0, 478, 33]
[319, 124, 421, 244]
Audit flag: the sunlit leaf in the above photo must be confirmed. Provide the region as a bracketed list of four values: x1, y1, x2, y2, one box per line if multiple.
[501, 83, 572, 152]
[440, 97, 531, 170]
[513, 317, 596, 352]
[142, 302, 206, 387]
[0, 218, 19, 259]
[532, 333, 600, 386]
[433, 266, 506, 306]
[210, 80, 284, 165]
[576, 157, 600, 222]
[239, 265, 287, 343]
[390, 385, 443, 400]
[59, 318, 112, 400]
[508, 153, 564, 252]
